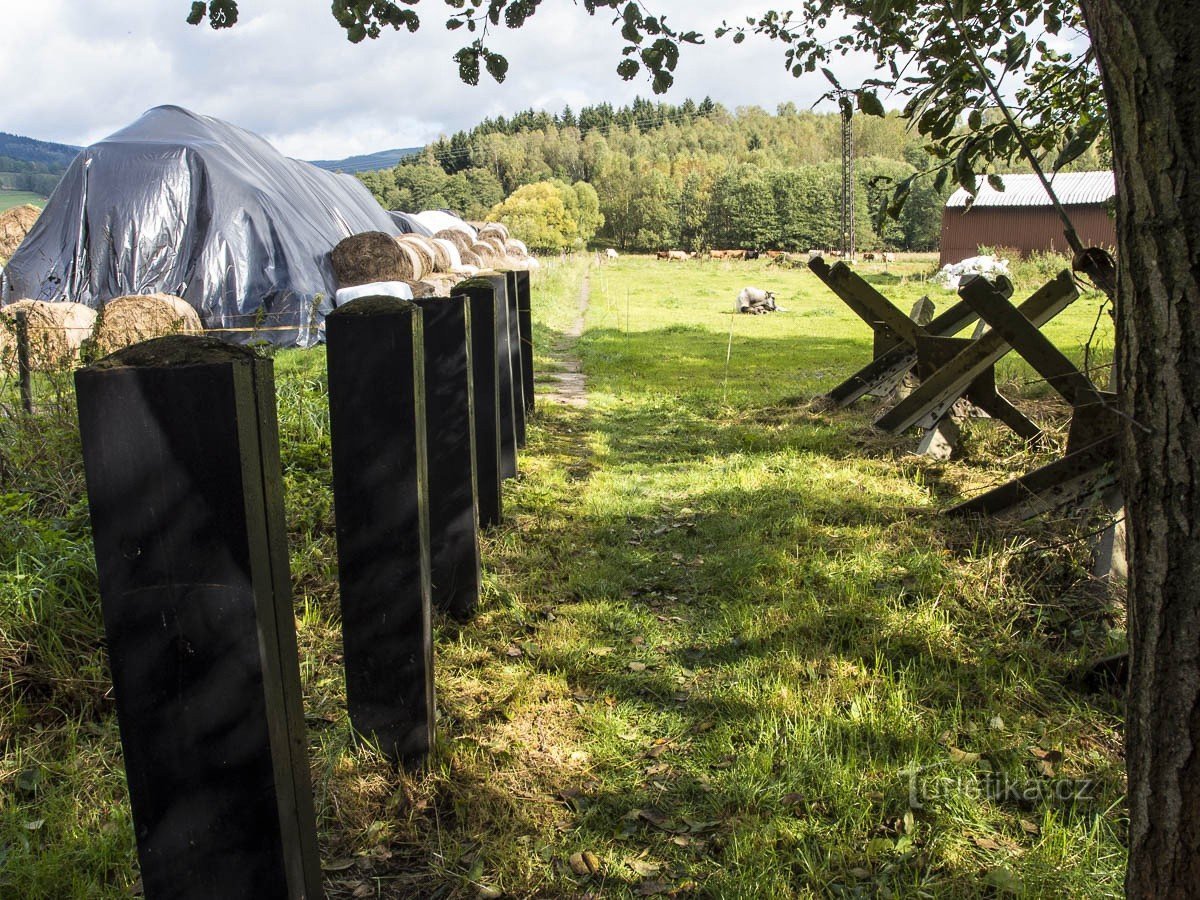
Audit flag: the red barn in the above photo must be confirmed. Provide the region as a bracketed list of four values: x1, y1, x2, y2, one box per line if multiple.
[939, 171, 1116, 265]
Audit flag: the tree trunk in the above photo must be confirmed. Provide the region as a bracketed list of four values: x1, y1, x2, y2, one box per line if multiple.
[1080, 2, 1200, 895]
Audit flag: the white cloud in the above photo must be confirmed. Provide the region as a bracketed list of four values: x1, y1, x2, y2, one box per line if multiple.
[1, 0, 885, 159]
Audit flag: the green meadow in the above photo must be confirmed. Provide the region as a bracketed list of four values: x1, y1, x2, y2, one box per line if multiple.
[0, 253, 1124, 897]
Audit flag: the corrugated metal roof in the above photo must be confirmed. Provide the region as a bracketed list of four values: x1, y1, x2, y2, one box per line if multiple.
[945, 171, 1114, 208]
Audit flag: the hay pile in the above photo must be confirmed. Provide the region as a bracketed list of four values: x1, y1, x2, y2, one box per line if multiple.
[471, 242, 502, 269]
[332, 231, 419, 286]
[0, 300, 97, 372]
[459, 248, 484, 269]
[410, 275, 462, 299]
[434, 228, 473, 254]
[505, 237, 530, 258]
[94, 294, 203, 356]
[0, 204, 40, 261]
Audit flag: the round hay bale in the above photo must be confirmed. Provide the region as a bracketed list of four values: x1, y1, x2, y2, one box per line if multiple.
[407, 280, 439, 299]
[94, 294, 203, 356]
[0, 204, 41, 261]
[482, 236, 508, 257]
[505, 238, 530, 258]
[432, 236, 463, 271]
[393, 241, 427, 282]
[0, 300, 97, 372]
[400, 234, 444, 273]
[332, 231, 412, 287]
[434, 229, 473, 254]
[478, 222, 510, 241]
[459, 249, 484, 269]
[471, 242, 501, 268]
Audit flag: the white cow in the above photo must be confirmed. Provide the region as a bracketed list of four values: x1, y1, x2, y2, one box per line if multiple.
[605, 248, 619, 259]
[736, 287, 777, 314]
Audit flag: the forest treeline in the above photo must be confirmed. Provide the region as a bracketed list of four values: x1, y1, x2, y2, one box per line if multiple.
[355, 97, 1107, 253]
[354, 98, 951, 252]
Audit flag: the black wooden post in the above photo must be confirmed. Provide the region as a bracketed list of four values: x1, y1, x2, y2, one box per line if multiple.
[74, 336, 323, 900]
[487, 273, 519, 480]
[499, 271, 527, 450]
[411, 294, 482, 620]
[454, 280, 503, 529]
[509, 269, 535, 414]
[15, 309, 33, 413]
[325, 297, 435, 763]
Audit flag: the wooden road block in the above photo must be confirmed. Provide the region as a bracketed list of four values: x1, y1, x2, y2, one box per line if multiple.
[453, 280, 503, 528]
[486, 273, 519, 480]
[325, 297, 434, 764]
[75, 335, 322, 900]
[509, 269, 535, 413]
[411, 295, 482, 621]
[876, 271, 1078, 434]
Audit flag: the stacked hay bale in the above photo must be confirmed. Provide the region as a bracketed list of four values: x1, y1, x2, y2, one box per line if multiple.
[331, 232, 422, 286]
[0, 299, 97, 372]
[94, 294, 203, 356]
[0, 204, 41, 261]
[396, 235, 437, 280]
[434, 229, 473, 255]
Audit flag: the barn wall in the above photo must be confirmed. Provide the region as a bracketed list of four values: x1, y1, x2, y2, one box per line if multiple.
[938, 204, 1116, 265]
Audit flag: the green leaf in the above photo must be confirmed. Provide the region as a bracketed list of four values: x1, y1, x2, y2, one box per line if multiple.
[857, 90, 885, 117]
[616, 58, 640, 80]
[186, 2, 206, 26]
[821, 67, 842, 89]
[484, 51, 509, 83]
[987, 173, 1005, 191]
[968, 109, 982, 131]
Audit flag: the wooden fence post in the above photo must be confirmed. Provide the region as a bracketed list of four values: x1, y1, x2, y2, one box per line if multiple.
[504, 271, 526, 447]
[74, 335, 323, 900]
[325, 297, 435, 763]
[486, 273, 519, 480]
[15, 308, 33, 413]
[510, 269, 535, 414]
[454, 280, 503, 529]
[411, 294, 482, 620]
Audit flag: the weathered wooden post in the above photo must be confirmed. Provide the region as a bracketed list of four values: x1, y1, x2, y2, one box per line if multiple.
[509, 269, 535, 414]
[325, 297, 435, 763]
[453, 279, 503, 528]
[499, 271, 527, 450]
[74, 335, 323, 900]
[411, 294, 482, 620]
[15, 308, 33, 413]
[486, 273, 519, 480]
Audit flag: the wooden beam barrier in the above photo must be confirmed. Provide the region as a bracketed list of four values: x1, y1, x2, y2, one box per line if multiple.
[75, 336, 323, 899]
[876, 271, 1079, 435]
[453, 279, 503, 529]
[15, 308, 33, 413]
[502, 270, 527, 448]
[411, 294, 483, 621]
[326, 297, 435, 764]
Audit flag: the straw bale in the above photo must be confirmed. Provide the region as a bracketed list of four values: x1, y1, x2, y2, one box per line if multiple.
[332, 231, 412, 287]
[459, 249, 484, 269]
[478, 222, 510, 241]
[0, 299, 97, 372]
[94, 294, 203, 356]
[398, 235, 440, 273]
[0, 204, 40, 260]
[434, 229, 473, 254]
[483, 236, 508, 257]
[505, 238, 530, 258]
[427, 238, 458, 272]
[471, 242, 502, 268]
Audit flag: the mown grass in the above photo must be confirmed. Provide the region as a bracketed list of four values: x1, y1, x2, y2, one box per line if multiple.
[0, 253, 1124, 897]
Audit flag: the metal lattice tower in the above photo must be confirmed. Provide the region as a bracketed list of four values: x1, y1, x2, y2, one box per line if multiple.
[840, 99, 855, 261]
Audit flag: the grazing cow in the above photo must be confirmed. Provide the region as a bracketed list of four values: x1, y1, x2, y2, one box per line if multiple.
[657, 250, 671, 259]
[882, 251, 896, 264]
[666, 250, 689, 261]
[745, 249, 761, 260]
[606, 248, 619, 259]
[736, 287, 778, 314]
[710, 249, 730, 259]
[863, 251, 876, 261]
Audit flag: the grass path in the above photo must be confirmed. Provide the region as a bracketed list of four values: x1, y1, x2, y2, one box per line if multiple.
[538, 263, 591, 409]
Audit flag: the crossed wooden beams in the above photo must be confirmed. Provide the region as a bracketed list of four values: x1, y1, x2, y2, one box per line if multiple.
[810, 257, 1077, 456]
[944, 274, 1121, 521]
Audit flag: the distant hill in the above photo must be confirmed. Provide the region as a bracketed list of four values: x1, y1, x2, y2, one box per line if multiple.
[308, 147, 421, 173]
[0, 132, 80, 169]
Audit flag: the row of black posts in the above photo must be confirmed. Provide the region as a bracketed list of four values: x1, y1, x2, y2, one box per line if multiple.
[74, 271, 534, 899]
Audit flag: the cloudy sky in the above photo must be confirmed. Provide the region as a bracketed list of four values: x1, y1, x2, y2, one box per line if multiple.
[2, 0, 885, 160]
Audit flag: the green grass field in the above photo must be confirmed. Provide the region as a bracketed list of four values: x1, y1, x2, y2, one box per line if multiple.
[0, 190, 46, 213]
[0, 254, 1124, 897]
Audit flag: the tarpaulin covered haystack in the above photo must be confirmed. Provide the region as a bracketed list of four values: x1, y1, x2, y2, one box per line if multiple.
[1, 106, 399, 347]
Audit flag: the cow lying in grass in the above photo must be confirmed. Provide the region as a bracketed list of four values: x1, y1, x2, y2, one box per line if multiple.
[736, 287, 778, 314]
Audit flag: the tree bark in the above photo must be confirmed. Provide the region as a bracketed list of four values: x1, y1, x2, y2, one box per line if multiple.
[1080, 2, 1200, 896]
